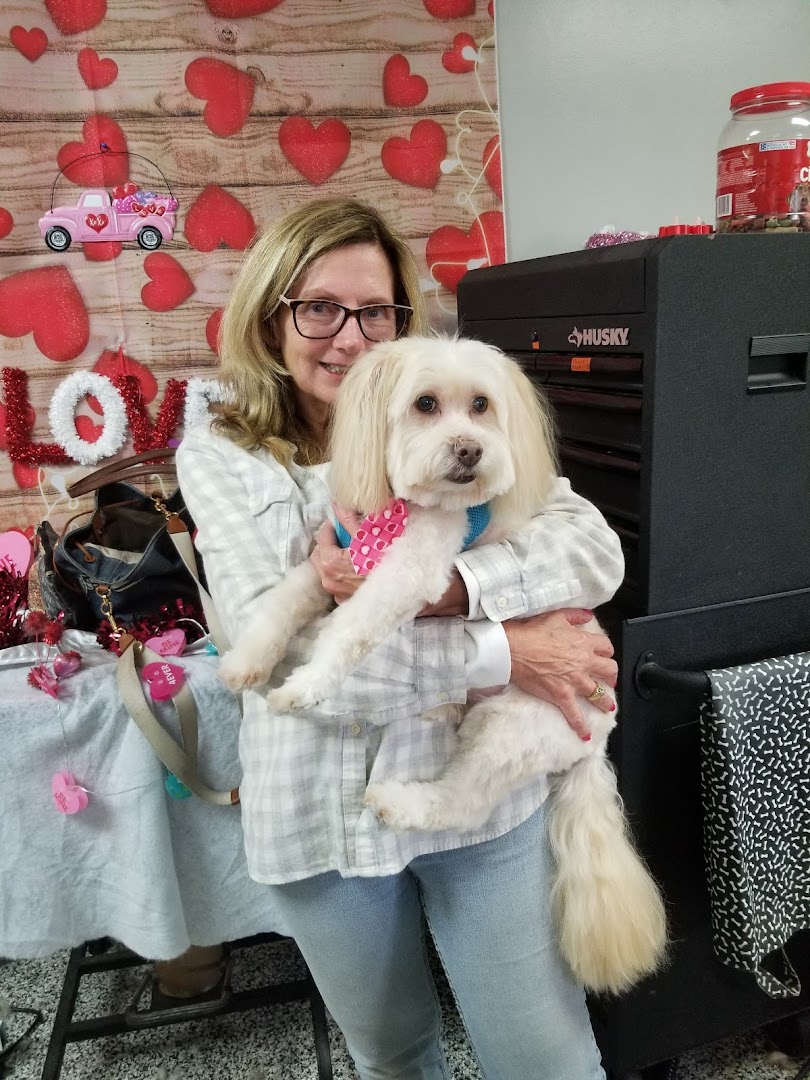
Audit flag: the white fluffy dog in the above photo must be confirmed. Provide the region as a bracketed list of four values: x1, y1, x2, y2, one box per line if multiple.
[219, 335, 667, 994]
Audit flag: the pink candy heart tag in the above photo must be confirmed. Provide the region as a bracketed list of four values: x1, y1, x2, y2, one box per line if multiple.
[0, 529, 34, 576]
[348, 499, 409, 576]
[52, 770, 89, 815]
[145, 629, 187, 657]
[142, 661, 186, 700]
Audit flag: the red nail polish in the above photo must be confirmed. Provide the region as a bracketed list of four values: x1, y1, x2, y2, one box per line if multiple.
[581, 733, 591, 742]
[610, 703, 616, 711]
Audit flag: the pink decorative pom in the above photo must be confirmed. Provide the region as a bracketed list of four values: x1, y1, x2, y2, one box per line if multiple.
[585, 227, 653, 249]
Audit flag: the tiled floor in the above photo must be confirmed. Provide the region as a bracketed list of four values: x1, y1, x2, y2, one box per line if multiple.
[0, 942, 802, 1080]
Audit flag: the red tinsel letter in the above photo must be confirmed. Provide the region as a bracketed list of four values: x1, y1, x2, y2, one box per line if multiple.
[1, 368, 71, 466]
[112, 375, 187, 453]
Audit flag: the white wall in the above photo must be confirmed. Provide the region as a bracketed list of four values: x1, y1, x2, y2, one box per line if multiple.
[496, 0, 810, 259]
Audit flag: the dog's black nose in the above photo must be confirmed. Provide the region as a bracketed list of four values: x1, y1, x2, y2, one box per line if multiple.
[453, 438, 483, 465]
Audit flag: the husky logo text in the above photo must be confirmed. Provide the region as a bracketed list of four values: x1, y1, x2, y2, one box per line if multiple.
[568, 326, 630, 347]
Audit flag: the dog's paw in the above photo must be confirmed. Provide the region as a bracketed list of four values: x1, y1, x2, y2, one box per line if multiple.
[364, 781, 447, 831]
[217, 650, 275, 692]
[266, 674, 325, 713]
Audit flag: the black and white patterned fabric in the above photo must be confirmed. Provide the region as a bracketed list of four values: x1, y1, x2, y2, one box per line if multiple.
[699, 652, 810, 998]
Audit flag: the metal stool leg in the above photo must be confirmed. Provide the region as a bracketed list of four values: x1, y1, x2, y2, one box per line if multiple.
[306, 971, 333, 1080]
[40, 944, 86, 1080]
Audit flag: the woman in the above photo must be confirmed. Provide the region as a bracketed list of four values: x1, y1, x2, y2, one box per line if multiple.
[177, 198, 623, 1080]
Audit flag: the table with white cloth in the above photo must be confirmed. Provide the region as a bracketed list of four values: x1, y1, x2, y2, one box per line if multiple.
[0, 630, 288, 962]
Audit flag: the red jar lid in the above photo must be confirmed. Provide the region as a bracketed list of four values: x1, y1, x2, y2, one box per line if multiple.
[730, 81, 810, 110]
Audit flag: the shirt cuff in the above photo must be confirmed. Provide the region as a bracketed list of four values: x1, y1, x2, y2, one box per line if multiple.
[455, 556, 482, 619]
[414, 616, 467, 711]
[464, 621, 511, 689]
[455, 543, 528, 621]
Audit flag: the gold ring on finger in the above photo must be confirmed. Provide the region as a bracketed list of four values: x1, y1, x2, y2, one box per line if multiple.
[586, 682, 607, 704]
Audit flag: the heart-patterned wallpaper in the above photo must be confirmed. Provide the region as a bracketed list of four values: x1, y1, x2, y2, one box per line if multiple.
[0, 0, 503, 534]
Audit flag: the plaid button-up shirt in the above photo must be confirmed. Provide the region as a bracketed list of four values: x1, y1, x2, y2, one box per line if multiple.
[176, 425, 625, 883]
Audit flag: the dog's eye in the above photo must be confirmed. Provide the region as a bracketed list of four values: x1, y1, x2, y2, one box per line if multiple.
[472, 396, 488, 413]
[415, 395, 437, 413]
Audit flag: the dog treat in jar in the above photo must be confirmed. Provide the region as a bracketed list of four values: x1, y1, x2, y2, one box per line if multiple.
[716, 81, 810, 233]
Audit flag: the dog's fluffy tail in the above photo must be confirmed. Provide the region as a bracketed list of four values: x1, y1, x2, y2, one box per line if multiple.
[547, 753, 668, 995]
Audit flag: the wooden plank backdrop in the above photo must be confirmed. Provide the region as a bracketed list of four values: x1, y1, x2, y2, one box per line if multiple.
[0, 0, 503, 534]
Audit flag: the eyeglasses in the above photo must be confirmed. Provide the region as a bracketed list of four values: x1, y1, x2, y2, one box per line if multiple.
[279, 296, 413, 342]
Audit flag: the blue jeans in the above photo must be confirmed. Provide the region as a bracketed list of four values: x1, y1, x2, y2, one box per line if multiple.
[266, 806, 606, 1080]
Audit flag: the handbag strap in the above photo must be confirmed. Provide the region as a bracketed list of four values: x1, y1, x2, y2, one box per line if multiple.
[116, 637, 239, 806]
[164, 516, 231, 655]
[67, 449, 178, 498]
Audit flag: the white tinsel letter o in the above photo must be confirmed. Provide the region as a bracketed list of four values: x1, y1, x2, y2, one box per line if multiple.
[49, 372, 128, 466]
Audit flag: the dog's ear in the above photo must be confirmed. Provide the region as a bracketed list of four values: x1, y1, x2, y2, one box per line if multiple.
[328, 341, 404, 513]
[496, 358, 559, 518]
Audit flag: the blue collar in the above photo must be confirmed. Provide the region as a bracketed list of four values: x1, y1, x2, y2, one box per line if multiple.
[334, 502, 491, 552]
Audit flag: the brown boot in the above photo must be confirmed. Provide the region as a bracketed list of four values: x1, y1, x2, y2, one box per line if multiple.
[153, 944, 226, 999]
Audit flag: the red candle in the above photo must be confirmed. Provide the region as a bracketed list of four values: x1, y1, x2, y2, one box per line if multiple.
[658, 223, 689, 236]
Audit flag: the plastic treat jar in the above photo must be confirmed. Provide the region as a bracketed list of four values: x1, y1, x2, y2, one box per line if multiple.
[716, 81, 810, 234]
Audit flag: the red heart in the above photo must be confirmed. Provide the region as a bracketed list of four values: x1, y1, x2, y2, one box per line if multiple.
[85, 213, 108, 233]
[0, 266, 89, 361]
[75, 415, 103, 443]
[426, 210, 505, 294]
[123, 181, 138, 196]
[185, 58, 255, 138]
[185, 185, 257, 251]
[12, 463, 40, 489]
[381, 120, 446, 190]
[83, 241, 122, 261]
[57, 115, 129, 186]
[442, 33, 476, 73]
[45, 0, 106, 34]
[89, 348, 156, 413]
[206, 308, 224, 353]
[204, 0, 283, 14]
[383, 55, 428, 108]
[77, 47, 117, 89]
[10, 26, 48, 61]
[424, 0, 475, 16]
[141, 253, 195, 312]
[483, 135, 502, 200]
[0, 208, 13, 239]
[278, 117, 351, 185]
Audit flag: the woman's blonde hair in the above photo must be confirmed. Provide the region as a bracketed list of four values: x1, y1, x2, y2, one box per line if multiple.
[212, 198, 429, 466]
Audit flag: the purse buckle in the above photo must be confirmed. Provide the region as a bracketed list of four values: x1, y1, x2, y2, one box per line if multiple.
[96, 586, 122, 638]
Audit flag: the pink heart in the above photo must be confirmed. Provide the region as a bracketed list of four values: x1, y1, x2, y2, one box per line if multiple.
[53, 651, 82, 677]
[142, 661, 185, 700]
[52, 770, 88, 814]
[0, 528, 33, 575]
[145, 629, 186, 657]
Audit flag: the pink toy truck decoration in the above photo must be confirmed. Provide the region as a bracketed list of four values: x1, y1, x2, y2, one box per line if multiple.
[39, 183, 178, 252]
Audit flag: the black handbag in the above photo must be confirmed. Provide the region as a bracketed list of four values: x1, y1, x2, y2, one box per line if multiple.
[37, 449, 208, 634]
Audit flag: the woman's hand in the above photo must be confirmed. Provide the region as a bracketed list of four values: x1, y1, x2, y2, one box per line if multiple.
[309, 505, 364, 604]
[503, 609, 618, 741]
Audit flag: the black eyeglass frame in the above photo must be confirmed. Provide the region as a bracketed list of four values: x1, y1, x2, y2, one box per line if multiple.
[278, 295, 414, 342]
